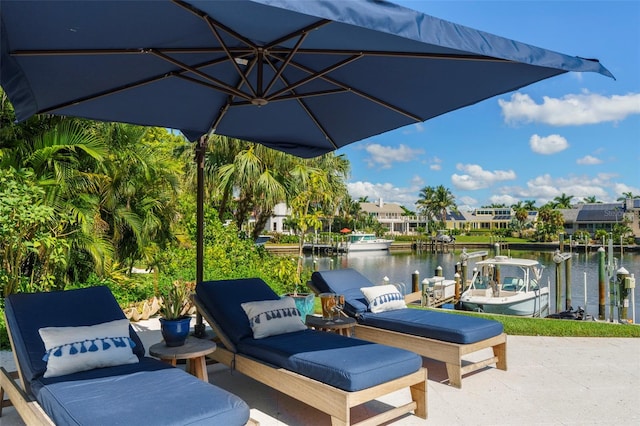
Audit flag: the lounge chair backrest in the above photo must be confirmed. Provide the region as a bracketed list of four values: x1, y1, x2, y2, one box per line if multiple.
[196, 278, 280, 346]
[5, 286, 146, 384]
[311, 269, 372, 316]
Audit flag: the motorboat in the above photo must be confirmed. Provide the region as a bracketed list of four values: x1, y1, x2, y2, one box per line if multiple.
[459, 255, 549, 317]
[254, 235, 272, 246]
[343, 232, 393, 252]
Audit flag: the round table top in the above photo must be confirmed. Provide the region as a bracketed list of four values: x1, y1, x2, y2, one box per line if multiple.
[305, 315, 356, 330]
[149, 337, 216, 360]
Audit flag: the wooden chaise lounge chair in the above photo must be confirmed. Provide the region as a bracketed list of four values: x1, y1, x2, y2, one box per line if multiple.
[193, 277, 428, 426]
[0, 286, 251, 426]
[310, 268, 507, 389]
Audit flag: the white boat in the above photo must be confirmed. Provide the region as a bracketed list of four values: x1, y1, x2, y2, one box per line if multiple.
[459, 256, 549, 317]
[343, 232, 393, 252]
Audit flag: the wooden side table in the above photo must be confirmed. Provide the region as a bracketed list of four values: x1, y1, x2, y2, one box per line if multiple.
[305, 315, 356, 337]
[149, 337, 216, 382]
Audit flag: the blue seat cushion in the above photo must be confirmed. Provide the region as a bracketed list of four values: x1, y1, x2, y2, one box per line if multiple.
[5, 286, 146, 385]
[31, 357, 250, 426]
[312, 269, 504, 344]
[237, 329, 422, 392]
[359, 309, 503, 344]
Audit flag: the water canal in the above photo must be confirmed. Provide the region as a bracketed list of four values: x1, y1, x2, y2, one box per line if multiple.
[302, 248, 640, 321]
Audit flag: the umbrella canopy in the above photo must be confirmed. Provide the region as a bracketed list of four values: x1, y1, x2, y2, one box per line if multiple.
[340, 228, 352, 234]
[1, 0, 612, 159]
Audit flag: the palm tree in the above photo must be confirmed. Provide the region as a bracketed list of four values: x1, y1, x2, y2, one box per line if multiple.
[617, 192, 638, 201]
[97, 123, 183, 272]
[416, 185, 456, 232]
[217, 143, 288, 239]
[514, 207, 529, 236]
[583, 195, 599, 204]
[416, 186, 437, 231]
[523, 200, 537, 210]
[552, 193, 574, 209]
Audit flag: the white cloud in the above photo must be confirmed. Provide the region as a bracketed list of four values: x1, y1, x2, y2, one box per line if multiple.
[429, 156, 442, 171]
[410, 175, 424, 186]
[488, 194, 521, 206]
[576, 155, 603, 165]
[529, 134, 569, 154]
[347, 181, 419, 208]
[495, 173, 628, 205]
[364, 143, 424, 169]
[612, 182, 640, 199]
[456, 196, 478, 212]
[499, 92, 640, 126]
[451, 164, 517, 191]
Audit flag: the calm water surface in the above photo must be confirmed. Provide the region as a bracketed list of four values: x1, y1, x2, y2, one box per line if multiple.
[303, 248, 640, 320]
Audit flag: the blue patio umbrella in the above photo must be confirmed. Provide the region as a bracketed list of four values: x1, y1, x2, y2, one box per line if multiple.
[1, 1, 612, 332]
[1, 0, 612, 158]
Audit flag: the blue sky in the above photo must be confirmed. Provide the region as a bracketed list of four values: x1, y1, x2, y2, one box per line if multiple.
[340, 1, 640, 211]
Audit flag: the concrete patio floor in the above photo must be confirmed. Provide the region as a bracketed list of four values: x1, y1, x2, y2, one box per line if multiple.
[1, 317, 638, 425]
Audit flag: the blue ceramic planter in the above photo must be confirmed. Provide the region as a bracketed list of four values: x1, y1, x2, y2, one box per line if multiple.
[160, 317, 191, 347]
[282, 293, 315, 321]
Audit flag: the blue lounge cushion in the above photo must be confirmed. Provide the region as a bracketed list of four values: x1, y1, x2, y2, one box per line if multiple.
[31, 358, 249, 426]
[312, 269, 504, 344]
[359, 309, 503, 344]
[237, 329, 422, 392]
[197, 278, 423, 391]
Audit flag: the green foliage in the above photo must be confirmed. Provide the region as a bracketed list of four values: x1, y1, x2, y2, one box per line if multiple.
[159, 281, 190, 320]
[0, 168, 69, 296]
[535, 207, 564, 242]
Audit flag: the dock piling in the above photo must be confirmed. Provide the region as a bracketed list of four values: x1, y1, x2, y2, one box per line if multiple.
[598, 247, 606, 320]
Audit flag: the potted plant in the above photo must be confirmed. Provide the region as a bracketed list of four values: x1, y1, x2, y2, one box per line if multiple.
[159, 281, 192, 347]
[276, 258, 315, 320]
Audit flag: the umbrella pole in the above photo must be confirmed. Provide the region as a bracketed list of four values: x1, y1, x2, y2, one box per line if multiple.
[194, 135, 207, 338]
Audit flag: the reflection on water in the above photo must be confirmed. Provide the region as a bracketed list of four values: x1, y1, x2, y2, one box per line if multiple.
[304, 249, 640, 320]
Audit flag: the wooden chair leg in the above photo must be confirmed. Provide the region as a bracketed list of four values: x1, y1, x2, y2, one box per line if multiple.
[410, 378, 428, 419]
[494, 342, 508, 371]
[445, 363, 463, 389]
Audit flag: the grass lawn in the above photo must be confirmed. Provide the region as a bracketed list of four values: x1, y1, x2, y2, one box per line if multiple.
[426, 307, 640, 337]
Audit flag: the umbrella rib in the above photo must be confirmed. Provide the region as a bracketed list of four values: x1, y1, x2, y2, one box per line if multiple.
[263, 31, 309, 97]
[149, 49, 251, 101]
[210, 59, 259, 133]
[172, 0, 257, 48]
[263, 58, 338, 150]
[202, 16, 258, 98]
[268, 48, 514, 63]
[173, 73, 250, 99]
[10, 47, 252, 56]
[266, 54, 363, 101]
[232, 88, 348, 105]
[38, 73, 170, 115]
[281, 57, 424, 122]
[265, 20, 332, 51]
